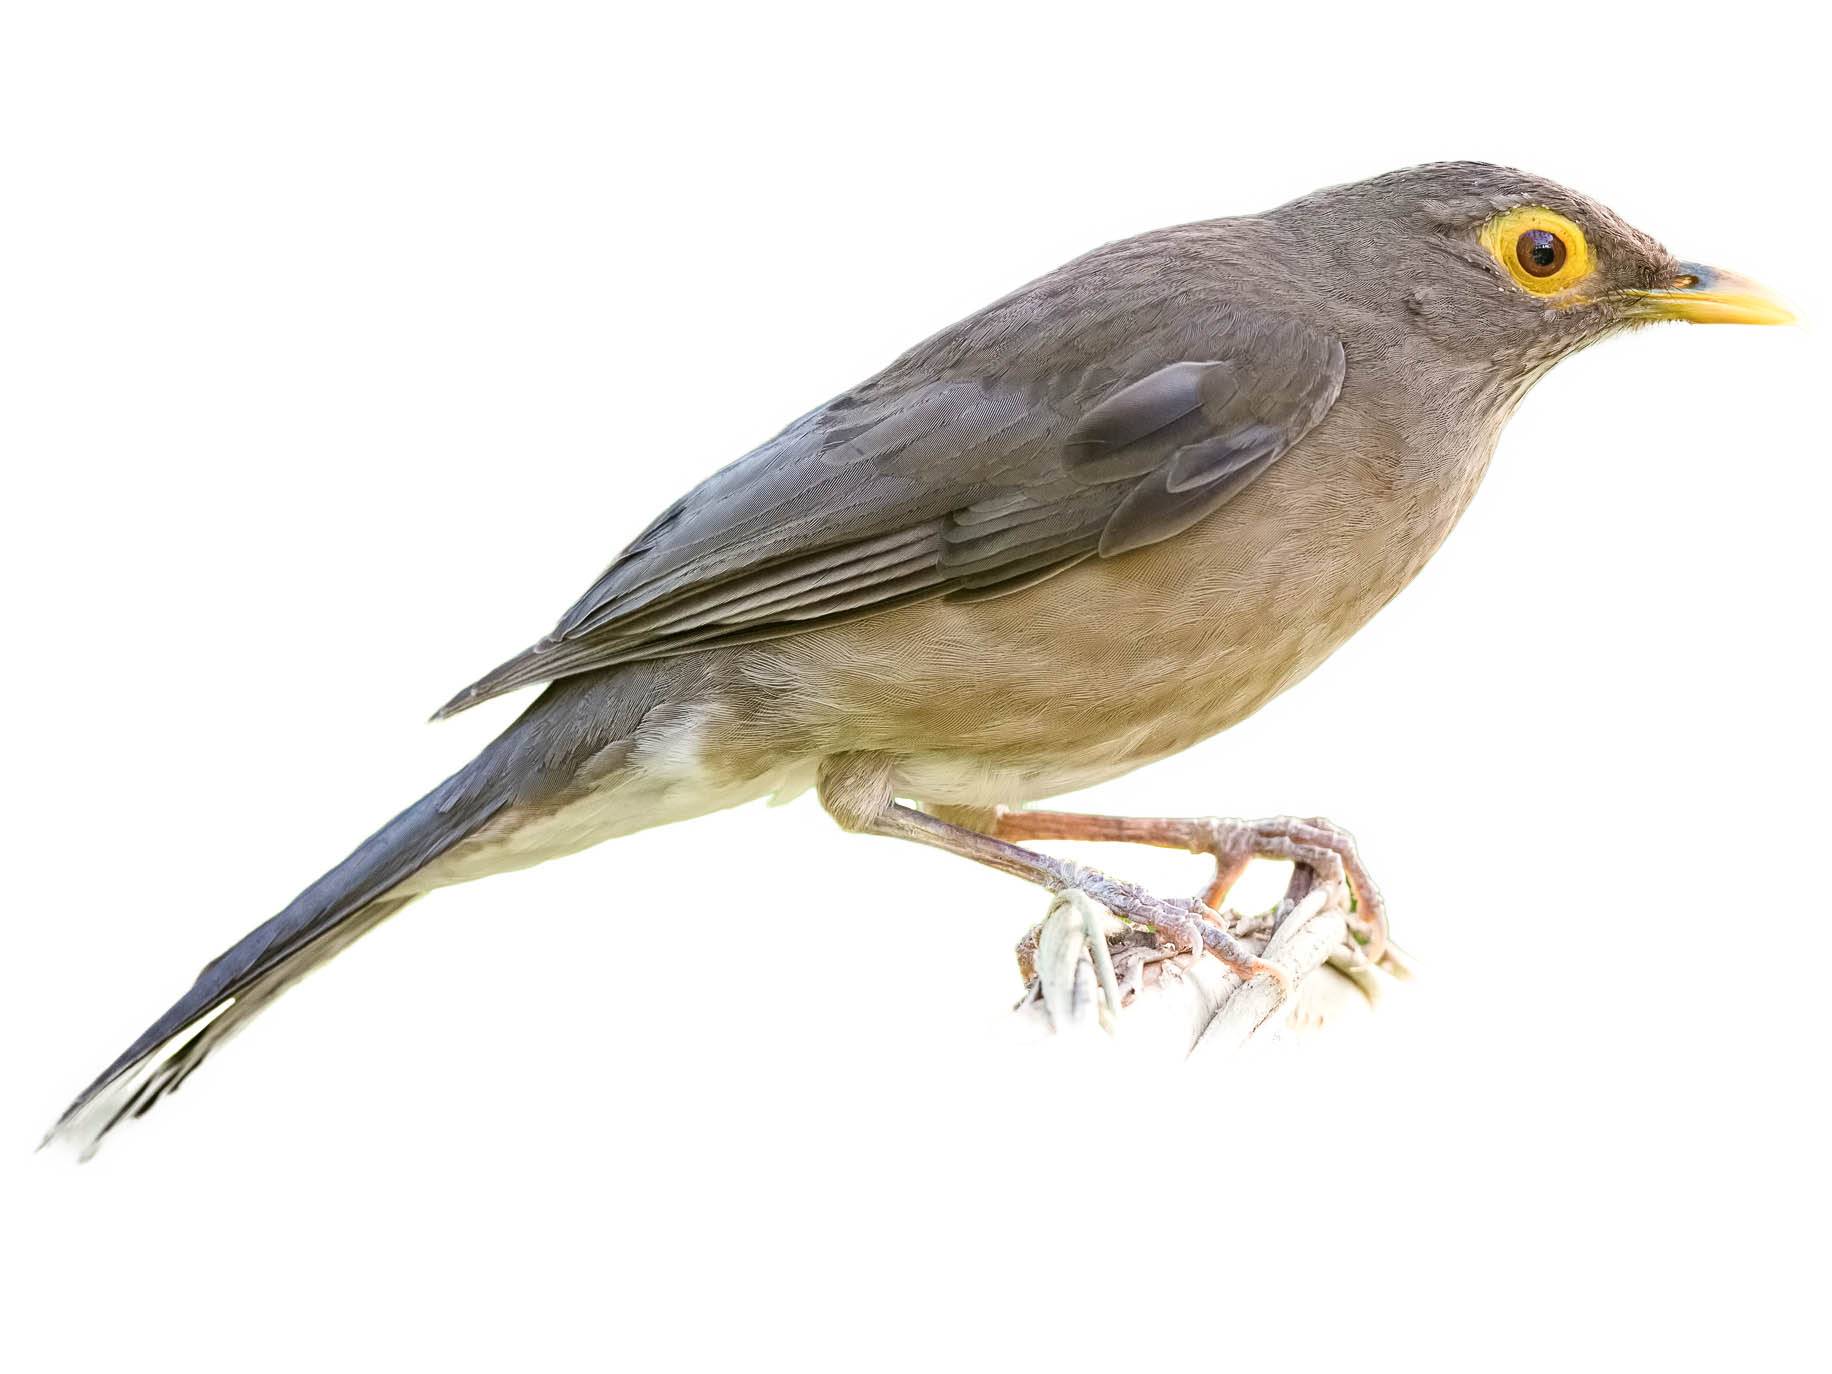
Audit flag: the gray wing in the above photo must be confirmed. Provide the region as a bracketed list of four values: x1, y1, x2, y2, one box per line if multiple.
[437, 314, 1344, 717]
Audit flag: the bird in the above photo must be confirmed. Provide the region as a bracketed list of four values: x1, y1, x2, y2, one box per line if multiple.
[46, 161, 1792, 1157]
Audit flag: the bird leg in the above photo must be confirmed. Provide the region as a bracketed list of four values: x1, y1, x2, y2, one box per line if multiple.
[981, 808, 1389, 963]
[817, 755, 1278, 985]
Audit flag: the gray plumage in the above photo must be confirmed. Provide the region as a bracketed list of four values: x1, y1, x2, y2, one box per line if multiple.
[437, 310, 1342, 711]
[50, 666, 686, 1154]
[47, 161, 1787, 1157]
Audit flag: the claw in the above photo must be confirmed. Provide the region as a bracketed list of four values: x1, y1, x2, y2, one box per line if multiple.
[1246, 957, 1293, 995]
[1189, 903, 1276, 983]
[980, 803, 1394, 1006]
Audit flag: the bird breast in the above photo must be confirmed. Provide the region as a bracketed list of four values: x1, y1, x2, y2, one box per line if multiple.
[711, 405, 1500, 810]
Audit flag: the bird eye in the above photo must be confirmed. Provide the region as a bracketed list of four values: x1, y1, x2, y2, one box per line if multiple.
[1516, 229, 1566, 277]
[1478, 206, 1595, 298]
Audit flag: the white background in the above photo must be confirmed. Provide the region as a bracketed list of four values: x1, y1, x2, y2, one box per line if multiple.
[3, 3, 1825, 1368]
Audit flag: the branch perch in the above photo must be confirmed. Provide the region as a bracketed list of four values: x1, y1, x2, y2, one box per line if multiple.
[1010, 862, 1407, 1059]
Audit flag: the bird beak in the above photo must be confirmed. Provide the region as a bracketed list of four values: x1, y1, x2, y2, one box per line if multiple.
[1621, 263, 1795, 325]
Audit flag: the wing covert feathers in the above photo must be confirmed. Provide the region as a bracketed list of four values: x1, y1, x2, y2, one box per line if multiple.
[438, 309, 1344, 717]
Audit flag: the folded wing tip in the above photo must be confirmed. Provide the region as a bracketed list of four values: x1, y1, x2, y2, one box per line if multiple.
[432, 661, 533, 721]
[434, 635, 574, 721]
[429, 693, 474, 722]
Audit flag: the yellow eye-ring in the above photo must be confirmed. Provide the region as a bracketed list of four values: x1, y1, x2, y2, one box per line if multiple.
[1478, 206, 1595, 298]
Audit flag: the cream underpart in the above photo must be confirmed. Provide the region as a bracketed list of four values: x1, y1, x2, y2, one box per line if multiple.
[413, 713, 1148, 899]
[889, 737, 1173, 809]
[406, 706, 817, 893]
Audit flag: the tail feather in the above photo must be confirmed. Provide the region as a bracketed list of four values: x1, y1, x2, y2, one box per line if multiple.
[44, 770, 509, 1160]
[46, 662, 687, 1159]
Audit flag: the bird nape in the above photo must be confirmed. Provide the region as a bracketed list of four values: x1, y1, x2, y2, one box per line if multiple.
[46, 161, 1792, 1158]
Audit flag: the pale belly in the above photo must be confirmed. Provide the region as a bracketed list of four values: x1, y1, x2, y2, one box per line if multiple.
[888, 745, 1179, 810]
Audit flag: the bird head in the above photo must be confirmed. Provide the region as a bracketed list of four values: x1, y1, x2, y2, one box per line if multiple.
[1270, 161, 1792, 396]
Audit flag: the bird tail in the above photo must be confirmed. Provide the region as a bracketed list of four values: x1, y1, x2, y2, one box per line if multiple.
[43, 756, 514, 1160]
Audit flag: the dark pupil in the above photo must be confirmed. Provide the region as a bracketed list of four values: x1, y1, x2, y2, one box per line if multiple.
[1517, 229, 1566, 277]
